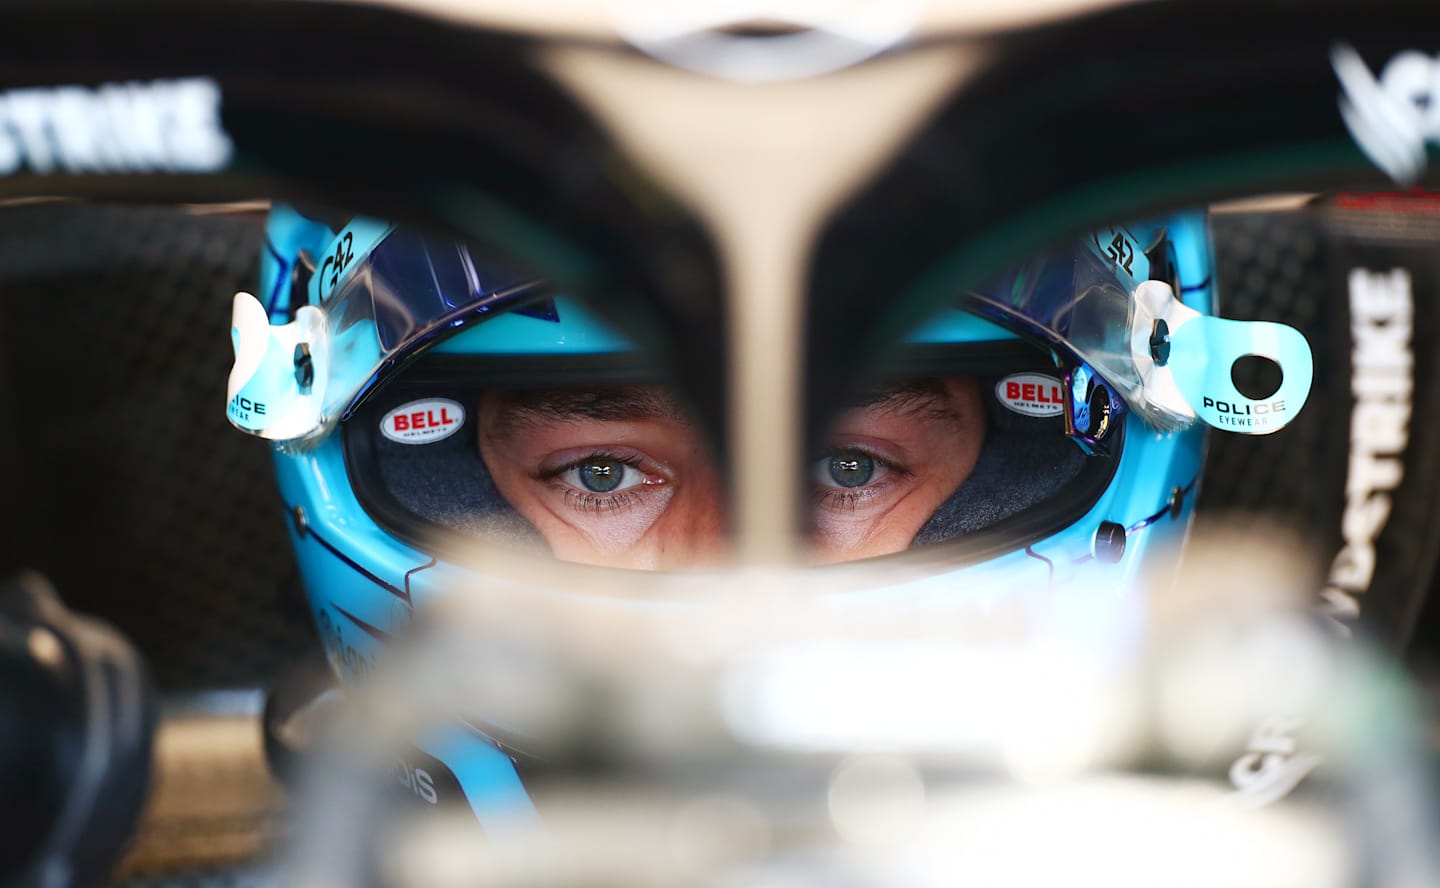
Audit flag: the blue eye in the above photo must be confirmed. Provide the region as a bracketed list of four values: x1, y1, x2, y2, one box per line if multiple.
[562, 456, 645, 494]
[829, 453, 874, 488]
[814, 450, 882, 489]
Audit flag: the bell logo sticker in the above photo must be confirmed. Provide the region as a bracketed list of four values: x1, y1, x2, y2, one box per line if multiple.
[997, 373, 1065, 417]
[380, 399, 465, 444]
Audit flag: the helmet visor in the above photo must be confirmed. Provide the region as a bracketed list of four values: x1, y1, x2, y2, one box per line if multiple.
[963, 219, 1313, 435]
[227, 219, 548, 443]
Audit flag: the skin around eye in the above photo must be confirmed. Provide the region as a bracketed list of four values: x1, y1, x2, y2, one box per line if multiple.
[476, 388, 725, 570]
[809, 377, 985, 562]
[475, 378, 979, 568]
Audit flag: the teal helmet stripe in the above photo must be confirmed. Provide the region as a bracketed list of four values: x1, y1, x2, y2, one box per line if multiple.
[259, 204, 334, 319]
[905, 306, 1022, 345]
[434, 297, 1020, 358]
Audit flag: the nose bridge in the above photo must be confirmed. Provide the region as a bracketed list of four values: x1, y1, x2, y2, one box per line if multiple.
[543, 44, 977, 563]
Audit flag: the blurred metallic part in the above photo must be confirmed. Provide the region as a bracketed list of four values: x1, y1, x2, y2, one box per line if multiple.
[1211, 194, 1319, 214]
[827, 754, 927, 847]
[181, 201, 273, 215]
[0, 572, 156, 888]
[114, 712, 282, 880]
[609, 0, 925, 82]
[1146, 518, 1319, 635]
[308, 0, 1154, 46]
[283, 524, 1440, 886]
[162, 690, 267, 719]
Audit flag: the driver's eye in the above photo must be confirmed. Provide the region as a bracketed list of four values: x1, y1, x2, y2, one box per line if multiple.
[568, 457, 643, 494]
[816, 450, 878, 489]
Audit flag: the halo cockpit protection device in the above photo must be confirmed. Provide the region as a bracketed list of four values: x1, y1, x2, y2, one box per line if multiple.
[199, 0, 1351, 831]
[5, 0, 1440, 878]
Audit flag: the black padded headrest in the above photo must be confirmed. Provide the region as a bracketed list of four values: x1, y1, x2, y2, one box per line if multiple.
[912, 379, 1089, 545]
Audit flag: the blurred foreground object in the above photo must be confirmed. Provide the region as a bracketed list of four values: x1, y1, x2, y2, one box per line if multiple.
[0, 571, 156, 888]
[281, 526, 1440, 887]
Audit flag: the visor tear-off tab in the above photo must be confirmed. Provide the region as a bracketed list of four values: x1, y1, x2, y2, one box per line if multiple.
[1130, 280, 1314, 436]
[227, 291, 331, 441]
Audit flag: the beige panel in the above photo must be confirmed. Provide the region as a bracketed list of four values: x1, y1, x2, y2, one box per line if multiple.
[543, 46, 980, 560]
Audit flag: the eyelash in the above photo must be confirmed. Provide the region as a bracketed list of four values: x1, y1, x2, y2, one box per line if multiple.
[561, 489, 646, 514]
[814, 487, 880, 512]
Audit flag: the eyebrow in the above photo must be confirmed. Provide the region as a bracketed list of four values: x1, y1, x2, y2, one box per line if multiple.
[849, 378, 962, 422]
[489, 387, 690, 435]
[488, 379, 960, 435]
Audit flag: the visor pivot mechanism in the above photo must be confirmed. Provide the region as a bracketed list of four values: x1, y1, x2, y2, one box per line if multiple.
[294, 344, 314, 392]
[1149, 319, 1171, 366]
[1061, 361, 1123, 456]
[225, 291, 331, 442]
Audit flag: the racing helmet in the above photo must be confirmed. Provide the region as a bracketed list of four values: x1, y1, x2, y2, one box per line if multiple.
[229, 203, 1313, 821]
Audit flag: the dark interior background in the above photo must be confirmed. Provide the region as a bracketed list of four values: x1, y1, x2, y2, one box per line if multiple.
[0, 204, 316, 692]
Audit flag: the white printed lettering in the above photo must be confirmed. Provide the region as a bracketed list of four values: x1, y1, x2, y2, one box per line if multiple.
[166, 79, 232, 171]
[0, 78, 232, 177]
[1319, 268, 1413, 632]
[1228, 714, 1324, 807]
[5, 90, 57, 173]
[0, 99, 18, 175]
[50, 87, 102, 172]
[1334, 44, 1440, 184]
[103, 82, 169, 170]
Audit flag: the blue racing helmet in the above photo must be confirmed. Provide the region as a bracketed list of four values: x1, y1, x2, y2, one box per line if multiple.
[230, 203, 1314, 823]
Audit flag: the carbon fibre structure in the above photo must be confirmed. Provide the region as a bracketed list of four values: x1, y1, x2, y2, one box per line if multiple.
[0, 204, 317, 691]
[1201, 208, 1343, 544]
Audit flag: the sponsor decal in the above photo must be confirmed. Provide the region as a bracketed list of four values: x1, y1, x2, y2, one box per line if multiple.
[1227, 714, 1325, 808]
[1201, 395, 1287, 430]
[395, 759, 439, 805]
[996, 373, 1066, 417]
[396, 747, 468, 810]
[1227, 268, 1412, 807]
[1319, 268, 1414, 631]
[0, 77, 232, 176]
[227, 393, 266, 422]
[380, 398, 465, 444]
[315, 607, 375, 680]
[1088, 225, 1149, 288]
[1333, 43, 1440, 185]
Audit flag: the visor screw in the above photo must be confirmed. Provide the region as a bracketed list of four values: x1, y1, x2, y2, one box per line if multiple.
[1168, 485, 1186, 521]
[1149, 319, 1171, 366]
[292, 505, 308, 539]
[294, 344, 314, 392]
[1093, 521, 1127, 564]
